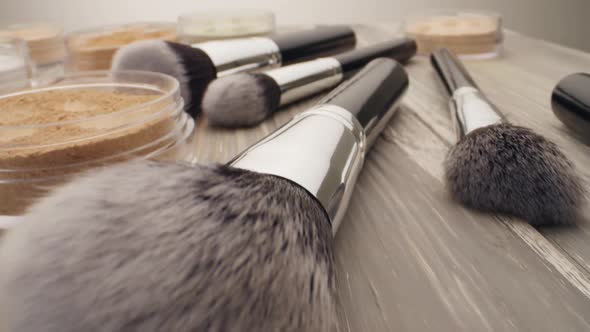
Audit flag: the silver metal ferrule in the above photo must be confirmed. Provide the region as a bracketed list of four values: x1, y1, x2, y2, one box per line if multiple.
[194, 37, 281, 77]
[451, 86, 505, 138]
[229, 104, 366, 234]
[265, 57, 343, 106]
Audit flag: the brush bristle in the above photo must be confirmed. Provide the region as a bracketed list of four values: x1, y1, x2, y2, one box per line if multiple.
[111, 40, 217, 117]
[202, 73, 281, 127]
[445, 123, 585, 226]
[0, 161, 337, 332]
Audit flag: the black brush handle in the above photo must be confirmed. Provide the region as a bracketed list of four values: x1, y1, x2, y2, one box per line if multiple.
[333, 38, 417, 74]
[430, 48, 479, 96]
[320, 58, 408, 140]
[552, 73, 590, 141]
[271, 26, 356, 65]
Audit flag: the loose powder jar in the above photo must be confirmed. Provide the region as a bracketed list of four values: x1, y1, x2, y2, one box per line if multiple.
[0, 37, 30, 94]
[66, 22, 177, 71]
[405, 10, 503, 58]
[0, 70, 195, 218]
[0, 23, 66, 86]
[177, 10, 275, 44]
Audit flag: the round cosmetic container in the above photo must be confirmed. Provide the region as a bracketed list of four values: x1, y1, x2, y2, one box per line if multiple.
[178, 10, 275, 44]
[0, 37, 31, 94]
[0, 70, 195, 221]
[66, 22, 177, 71]
[404, 10, 503, 59]
[0, 23, 66, 86]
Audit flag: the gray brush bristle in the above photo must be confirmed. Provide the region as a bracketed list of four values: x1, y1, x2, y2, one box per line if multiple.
[0, 162, 337, 331]
[202, 73, 281, 127]
[445, 123, 585, 226]
[112, 40, 216, 117]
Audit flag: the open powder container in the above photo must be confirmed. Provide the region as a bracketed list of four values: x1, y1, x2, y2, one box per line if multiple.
[0, 23, 66, 86]
[178, 10, 275, 44]
[404, 10, 503, 59]
[0, 37, 31, 94]
[0, 70, 195, 221]
[66, 22, 177, 71]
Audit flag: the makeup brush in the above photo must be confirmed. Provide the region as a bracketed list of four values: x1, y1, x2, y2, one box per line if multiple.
[552, 73, 590, 143]
[202, 38, 416, 127]
[111, 26, 356, 117]
[431, 48, 585, 226]
[0, 58, 408, 332]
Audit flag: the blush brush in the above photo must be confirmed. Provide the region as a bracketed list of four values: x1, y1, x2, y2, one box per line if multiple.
[431, 48, 585, 226]
[202, 38, 416, 127]
[111, 26, 356, 117]
[0, 58, 408, 332]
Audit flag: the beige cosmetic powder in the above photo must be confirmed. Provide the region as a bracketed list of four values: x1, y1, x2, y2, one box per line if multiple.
[66, 22, 177, 71]
[0, 71, 194, 216]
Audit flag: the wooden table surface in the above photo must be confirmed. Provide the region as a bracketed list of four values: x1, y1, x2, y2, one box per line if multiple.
[192, 24, 590, 331]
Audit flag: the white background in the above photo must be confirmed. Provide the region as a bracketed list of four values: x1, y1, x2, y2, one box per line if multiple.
[1, 0, 589, 51]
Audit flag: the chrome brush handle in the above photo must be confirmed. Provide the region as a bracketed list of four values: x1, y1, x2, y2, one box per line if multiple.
[431, 48, 479, 96]
[230, 58, 408, 233]
[431, 48, 504, 138]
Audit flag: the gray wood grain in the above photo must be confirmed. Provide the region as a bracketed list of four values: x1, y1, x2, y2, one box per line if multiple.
[184, 25, 590, 331]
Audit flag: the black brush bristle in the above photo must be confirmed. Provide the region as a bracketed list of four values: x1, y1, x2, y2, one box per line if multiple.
[165, 42, 217, 117]
[202, 73, 281, 127]
[0, 161, 337, 332]
[445, 123, 585, 226]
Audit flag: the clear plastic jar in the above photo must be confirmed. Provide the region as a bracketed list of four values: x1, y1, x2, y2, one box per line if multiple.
[178, 10, 275, 44]
[0, 37, 31, 94]
[0, 70, 195, 219]
[66, 22, 177, 71]
[0, 23, 66, 86]
[404, 10, 503, 59]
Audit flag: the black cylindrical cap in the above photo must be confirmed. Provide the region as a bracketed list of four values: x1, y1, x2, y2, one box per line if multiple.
[320, 58, 408, 133]
[552, 73, 590, 141]
[270, 26, 356, 65]
[332, 38, 417, 75]
[431, 48, 479, 96]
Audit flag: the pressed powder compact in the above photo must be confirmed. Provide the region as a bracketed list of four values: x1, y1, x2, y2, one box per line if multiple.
[0, 71, 194, 218]
[0, 23, 66, 86]
[405, 10, 503, 58]
[177, 10, 276, 44]
[66, 22, 177, 71]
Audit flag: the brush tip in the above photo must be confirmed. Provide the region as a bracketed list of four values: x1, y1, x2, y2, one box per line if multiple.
[112, 40, 216, 117]
[202, 73, 281, 127]
[445, 123, 585, 226]
[0, 161, 337, 331]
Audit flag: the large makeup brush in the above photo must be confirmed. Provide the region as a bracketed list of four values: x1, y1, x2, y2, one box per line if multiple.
[0, 58, 408, 332]
[111, 26, 356, 117]
[431, 48, 585, 226]
[202, 38, 416, 127]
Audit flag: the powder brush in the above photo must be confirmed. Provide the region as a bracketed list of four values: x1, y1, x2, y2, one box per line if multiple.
[111, 26, 356, 117]
[0, 58, 408, 332]
[202, 38, 416, 127]
[431, 48, 585, 225]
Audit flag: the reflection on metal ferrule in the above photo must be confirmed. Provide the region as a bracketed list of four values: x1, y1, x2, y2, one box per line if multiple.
[451, 86, 504, 138]
[195, 37, 282, 77]
[265, 58, 343, 106]
[229, 104, 366, 234]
